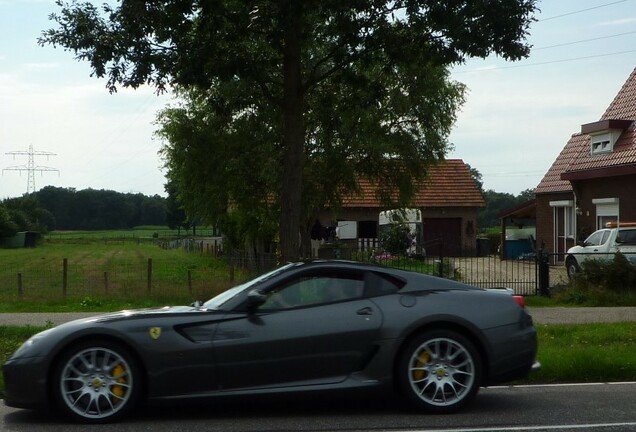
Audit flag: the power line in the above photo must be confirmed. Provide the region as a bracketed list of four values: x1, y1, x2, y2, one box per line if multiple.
[3, 145, 60, 194]
[533, 30, 636, 50]
[538, 0, 630, 22]
[454, 48, 636, 74]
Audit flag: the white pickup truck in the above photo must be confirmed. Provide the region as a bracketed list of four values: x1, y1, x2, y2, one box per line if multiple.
[565, 225, 636, 279]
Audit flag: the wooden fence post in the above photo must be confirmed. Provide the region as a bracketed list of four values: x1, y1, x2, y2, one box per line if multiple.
[188, 270, 192, 295]
[63, 258, 68, 297]
[147, 258, 153, 294]
[17, 273, 23, 297]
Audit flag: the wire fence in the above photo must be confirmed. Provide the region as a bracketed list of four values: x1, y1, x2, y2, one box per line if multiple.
[1, 239, 570, 303]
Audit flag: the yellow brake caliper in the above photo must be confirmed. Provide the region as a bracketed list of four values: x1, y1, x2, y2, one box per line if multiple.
[413, 351, 430, 381]
[111, 364, 127, 403]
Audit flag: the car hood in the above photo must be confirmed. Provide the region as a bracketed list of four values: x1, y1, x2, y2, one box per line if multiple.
[566, 245, 585, 254]
[90, 305, 207, 323]
[52, 305, 209, 329]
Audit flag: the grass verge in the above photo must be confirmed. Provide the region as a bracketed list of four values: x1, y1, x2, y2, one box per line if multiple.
[1, 323, 634, 398]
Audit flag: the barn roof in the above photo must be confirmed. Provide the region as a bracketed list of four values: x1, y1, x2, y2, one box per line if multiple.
[342, 159, 485, 208]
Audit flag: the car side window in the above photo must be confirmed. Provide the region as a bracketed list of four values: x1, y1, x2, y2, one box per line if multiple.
[600, 231, 611, 245]
[585, 231, 604, 246]
[617, 229, 636, 244]
[365, 271, 405, 297]
[260, 274, 364, 310]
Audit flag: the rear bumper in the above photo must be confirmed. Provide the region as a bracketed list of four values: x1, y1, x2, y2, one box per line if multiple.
[483, 323, 539, 385]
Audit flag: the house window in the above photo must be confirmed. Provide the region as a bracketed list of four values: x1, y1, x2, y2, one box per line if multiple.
[549, 200, 575, 238]
[593, 197, 619, 229]
[591, 132, 612, 154]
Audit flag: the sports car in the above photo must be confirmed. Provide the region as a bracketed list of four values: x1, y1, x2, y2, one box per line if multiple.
[3, 260, 539, 423]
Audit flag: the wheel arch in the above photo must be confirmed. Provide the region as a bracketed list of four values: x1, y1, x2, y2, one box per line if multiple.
[392, 320, 491, 387]
[565, 254, 580, 278]
[46, 332, 150, 405]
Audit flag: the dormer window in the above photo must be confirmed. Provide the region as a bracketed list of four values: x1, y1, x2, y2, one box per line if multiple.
[581, 119, 632, 156]
[591, 133, 612, 154]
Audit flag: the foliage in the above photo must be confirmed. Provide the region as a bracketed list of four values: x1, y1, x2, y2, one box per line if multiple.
[164, 180, 190, 233]
[550, 253, 636, 305]
[466, 163, 483, 193]
[0, 196, 52, 238]
[379, 222, 413, 256]
[478, 188, 535, 229]
[40, 0, 537, 261]
[0, 205, 19, 239]
[579, 252, 636, 293]
[33, 186, 167, 230]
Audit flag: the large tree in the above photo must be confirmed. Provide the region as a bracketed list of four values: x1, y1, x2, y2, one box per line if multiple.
[41, 0, 537, 261]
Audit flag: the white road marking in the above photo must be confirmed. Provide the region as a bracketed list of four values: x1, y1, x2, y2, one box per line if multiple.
[485, 381, 636, 389]
[393, 423, 636, 432]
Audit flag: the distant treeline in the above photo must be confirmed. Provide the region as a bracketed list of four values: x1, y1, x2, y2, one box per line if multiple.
[35, 186, 167, 230]
[1, 186, 167, 235]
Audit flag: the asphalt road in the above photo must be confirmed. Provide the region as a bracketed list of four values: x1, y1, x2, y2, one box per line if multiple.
[1, 307, 635, 326]
[2, 382, 636, 431]
[1, 309, 635, 431]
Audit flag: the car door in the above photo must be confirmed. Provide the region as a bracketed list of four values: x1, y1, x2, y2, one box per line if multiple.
[212, 270, 382, 390]
[579, 229, 612, 265]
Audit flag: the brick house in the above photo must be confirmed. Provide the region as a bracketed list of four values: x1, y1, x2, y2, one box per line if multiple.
[535, 67, 636, 258]
[320, 159, 485, 257]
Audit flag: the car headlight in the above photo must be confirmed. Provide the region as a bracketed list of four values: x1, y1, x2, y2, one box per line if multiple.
[11, 328, 56, 359]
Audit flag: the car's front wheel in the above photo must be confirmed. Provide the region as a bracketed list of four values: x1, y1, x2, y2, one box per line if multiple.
[566, 256, 580, 279]
[397, 330, 482, 413]
[52, 340, 140, 423]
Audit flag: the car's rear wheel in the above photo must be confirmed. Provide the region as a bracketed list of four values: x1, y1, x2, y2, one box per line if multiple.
[52, 340, 140, 423]
[397, 330, 482, 413]
[566, 256, 580, 279]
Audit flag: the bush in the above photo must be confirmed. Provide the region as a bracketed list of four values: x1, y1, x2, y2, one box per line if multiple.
[554, 252, 636, 306]
[378, 223, 412, 256]
[579, 252, 636, 293]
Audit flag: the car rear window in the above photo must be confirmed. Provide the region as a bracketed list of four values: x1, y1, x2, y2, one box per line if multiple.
[617, 229, 636, 244]
[365, 271, 406, 297]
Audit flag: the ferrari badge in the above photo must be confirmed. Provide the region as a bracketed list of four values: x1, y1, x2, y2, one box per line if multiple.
[149, 327, 162, 340]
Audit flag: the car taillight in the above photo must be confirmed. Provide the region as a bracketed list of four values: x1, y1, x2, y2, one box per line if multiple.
[513, 295, 526, 309]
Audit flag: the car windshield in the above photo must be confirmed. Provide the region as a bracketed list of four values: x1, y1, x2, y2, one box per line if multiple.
[203, 263, 297, 309]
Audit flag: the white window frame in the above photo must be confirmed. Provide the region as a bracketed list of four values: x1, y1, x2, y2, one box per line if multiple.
[593, 197, 619, 229]
[549, 200, 575, 239]
[590, 130, 621, 155]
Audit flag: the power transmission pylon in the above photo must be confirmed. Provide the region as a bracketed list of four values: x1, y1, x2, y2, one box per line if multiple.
[3, 145, 60, 194]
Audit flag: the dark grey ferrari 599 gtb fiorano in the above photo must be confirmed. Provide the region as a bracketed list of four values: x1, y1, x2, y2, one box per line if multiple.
[3, 260, 539, 423]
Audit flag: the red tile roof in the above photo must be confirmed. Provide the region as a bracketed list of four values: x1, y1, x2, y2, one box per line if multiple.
[535, 134, 584, 193]
[342, 159, 485, 208]
[536, 67, 636, 193]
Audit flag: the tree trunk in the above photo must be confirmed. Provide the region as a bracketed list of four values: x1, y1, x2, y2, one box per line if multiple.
[279, 2, 304, 263]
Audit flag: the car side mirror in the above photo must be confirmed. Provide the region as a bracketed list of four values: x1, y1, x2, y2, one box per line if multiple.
[247, 289, 267, 313]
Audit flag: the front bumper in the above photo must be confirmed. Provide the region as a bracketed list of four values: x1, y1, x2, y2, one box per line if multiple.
[3, 356, 50, 410]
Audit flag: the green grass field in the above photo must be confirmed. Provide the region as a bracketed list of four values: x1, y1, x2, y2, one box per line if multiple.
[0, 239, 245, 311]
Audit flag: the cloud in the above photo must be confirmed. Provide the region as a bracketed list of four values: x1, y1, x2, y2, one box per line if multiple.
[596, 17, 636, 26]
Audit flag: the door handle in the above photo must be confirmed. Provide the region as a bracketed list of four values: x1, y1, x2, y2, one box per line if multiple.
[357, 307, 373, 315]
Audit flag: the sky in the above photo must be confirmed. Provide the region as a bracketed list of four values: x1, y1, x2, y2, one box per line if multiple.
[1, 0, 636, 200]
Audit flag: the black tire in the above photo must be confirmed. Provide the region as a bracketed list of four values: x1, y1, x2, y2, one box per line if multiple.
[397, 330, 482, 414]
[566, 256, 580, 279]
[51, 340, 141, 423]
